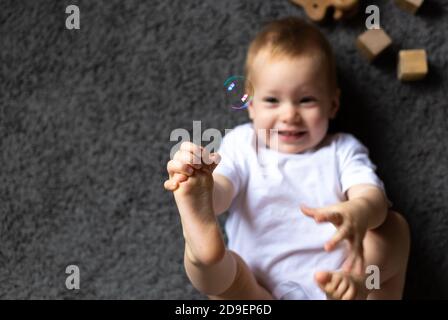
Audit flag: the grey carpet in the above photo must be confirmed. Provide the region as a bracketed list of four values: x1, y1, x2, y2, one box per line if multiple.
[1, 0, 447, 299]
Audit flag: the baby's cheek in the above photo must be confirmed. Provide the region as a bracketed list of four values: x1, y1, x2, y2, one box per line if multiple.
[307, 111, 328, 129]
[307, 114, 329, 141]
[255, 114, 275, 131]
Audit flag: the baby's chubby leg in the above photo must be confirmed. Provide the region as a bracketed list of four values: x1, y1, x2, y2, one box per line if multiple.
[166, 143, 229, 267]
[165, 142, 272, 299]
[362, 210, 410, 299]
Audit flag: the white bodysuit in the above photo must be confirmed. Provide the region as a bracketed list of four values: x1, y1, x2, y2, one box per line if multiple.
[214, 123, 387, 300]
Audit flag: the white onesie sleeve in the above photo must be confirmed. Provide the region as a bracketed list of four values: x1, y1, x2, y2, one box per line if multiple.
[213, 124, 250, 199]
[337, 133, 387, 196]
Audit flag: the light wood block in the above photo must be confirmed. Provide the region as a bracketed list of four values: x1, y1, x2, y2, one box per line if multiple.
[290, 0, 358, 21]
[356, 29, 392, 62]
[398, 49, 428, 81]
[395, 0, 424, 14]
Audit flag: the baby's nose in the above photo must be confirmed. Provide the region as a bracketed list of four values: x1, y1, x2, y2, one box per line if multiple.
[280, 104, 301, 123]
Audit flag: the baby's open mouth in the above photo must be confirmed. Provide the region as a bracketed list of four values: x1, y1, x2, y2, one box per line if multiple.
[278, 130, 307, 137]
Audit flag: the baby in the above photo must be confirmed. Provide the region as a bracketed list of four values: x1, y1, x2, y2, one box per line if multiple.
[164, 17, 410, 300]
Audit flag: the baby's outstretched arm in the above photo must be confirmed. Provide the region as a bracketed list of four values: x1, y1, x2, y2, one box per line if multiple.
[345, 184, 389, 229]
[301, 184, 388, 273]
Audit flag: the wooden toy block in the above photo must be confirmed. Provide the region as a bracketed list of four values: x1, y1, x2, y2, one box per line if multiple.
[290, 0, 358, 22]
[398, 49, 428, 81]
[394, 0, 424, 14]
[356, 29, 392, 62]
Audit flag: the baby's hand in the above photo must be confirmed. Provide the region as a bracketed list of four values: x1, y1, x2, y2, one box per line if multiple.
[301, 202, 369, 275]
[164, 141, 220, 192]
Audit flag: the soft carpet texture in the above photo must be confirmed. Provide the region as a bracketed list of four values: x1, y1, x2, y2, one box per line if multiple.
[1, 0, 447, 299]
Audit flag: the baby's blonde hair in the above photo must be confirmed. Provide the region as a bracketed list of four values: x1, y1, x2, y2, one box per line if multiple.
[245, 17, 338, 93]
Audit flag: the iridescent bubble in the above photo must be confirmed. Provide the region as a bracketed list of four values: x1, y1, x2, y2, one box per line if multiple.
[223, 76, 254, 110]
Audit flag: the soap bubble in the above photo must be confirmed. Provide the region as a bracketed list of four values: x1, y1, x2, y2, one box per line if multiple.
[223, 76, 254, 110]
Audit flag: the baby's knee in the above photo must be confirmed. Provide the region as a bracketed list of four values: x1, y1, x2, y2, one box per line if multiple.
[388, 210, 411, 250]
[208, 251, 273, 300]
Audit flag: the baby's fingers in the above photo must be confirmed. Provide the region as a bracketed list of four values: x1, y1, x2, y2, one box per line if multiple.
[300, 205, 320, 219]
[300, 205, 342, 225]
[325, 226, 349, 251]
[313, 211, 343, 225]
[197, 147, 221, 170]
[179, 142, 203, 166]
[180, 141, 203, 154]
[167, 159, 194, 178]
[342, 251, 355, 273]
[173, 150, 202, 169]
[342, 250, 364, 275]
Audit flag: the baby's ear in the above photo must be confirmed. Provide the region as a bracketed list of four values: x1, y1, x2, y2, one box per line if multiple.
[330, 88, 340, 119]
[247, 100, 255, 120]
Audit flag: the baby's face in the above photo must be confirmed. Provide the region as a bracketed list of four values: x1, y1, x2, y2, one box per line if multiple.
[248, 53, 339, 154]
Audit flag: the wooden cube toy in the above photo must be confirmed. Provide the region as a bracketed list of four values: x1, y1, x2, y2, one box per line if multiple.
[398, 49, 428, 81]
[356, 29, 392, 62]
[290, 0, 358, 22]
[395, 0, 424, 14]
